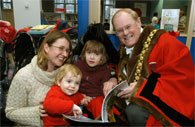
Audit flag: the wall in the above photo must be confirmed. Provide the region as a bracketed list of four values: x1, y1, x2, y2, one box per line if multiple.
[190, 37, 195, 64]
[89, 0, 101, 24]
[13, 0, 41, 30]
[0, 3, 1, 19]
[151, 0, 163, 21]
[2, 9, 15, 27]
[163, 0, 188, 11]
[115, 0, 151, 24]
[42, 0, 54, 12]
[78, 0, 89, 39]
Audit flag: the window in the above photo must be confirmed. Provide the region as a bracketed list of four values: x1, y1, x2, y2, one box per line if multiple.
[65, 0, 77, 13]
[54, 0, 65, 12]
[103, 0, 115, 22]
[2, 0, 12, 9]
[54, 0, 77, 14]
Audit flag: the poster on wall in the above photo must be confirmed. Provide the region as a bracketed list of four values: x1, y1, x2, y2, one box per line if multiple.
[161, 9, 180, 32]
[109, 8, 120, 32]
[134, 3, 147, 17]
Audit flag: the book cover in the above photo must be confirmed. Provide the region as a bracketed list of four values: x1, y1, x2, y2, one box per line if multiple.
[31, 25, 51, 30]
[28, 25, 55, 34]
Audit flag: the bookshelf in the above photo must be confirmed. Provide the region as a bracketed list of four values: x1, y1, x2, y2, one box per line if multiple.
[65, 13, 78, 27]
[42, 12, 61, 25]
[42, 12, 78, 27]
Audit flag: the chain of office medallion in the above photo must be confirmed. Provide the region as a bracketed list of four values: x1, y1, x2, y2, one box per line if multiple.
[134, 29, 158, 82]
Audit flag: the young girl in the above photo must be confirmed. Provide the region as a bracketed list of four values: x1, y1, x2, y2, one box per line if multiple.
[74, 40, 111, 119]
[43, 64, 85, 126]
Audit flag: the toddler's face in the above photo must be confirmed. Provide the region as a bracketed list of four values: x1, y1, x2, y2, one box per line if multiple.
[85, 51, 102, 67]
[58, 72, 81, 95]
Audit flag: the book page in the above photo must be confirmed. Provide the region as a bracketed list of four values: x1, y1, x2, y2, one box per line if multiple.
[62, 114, 104, 123]
[101, 80, 129, 122]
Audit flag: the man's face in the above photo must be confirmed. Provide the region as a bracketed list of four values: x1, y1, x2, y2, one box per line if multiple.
[113, 12, 142, 48]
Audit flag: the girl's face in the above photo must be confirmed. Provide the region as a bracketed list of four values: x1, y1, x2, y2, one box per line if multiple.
[57, 72, 81, 96]
[44, 38, 70, 71]
[85, 51, 102, 67]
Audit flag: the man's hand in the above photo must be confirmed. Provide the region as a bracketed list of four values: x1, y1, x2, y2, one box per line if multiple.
[39, 100, 48, 117]
[103, 77, 118, 96]
[117, 82, 137, 98]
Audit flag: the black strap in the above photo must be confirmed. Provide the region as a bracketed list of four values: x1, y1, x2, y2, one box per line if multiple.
[140, 72, 194, 126]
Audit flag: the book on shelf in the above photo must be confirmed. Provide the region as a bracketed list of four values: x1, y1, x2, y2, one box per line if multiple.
[65, 15, 78, 21]
[63, 80, 129, 123]
[28, 25, 55, 34]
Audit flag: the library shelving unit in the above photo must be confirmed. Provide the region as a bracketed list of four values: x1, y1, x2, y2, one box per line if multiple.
[41, 12, 78, 27]
[65, 13, 78, 28]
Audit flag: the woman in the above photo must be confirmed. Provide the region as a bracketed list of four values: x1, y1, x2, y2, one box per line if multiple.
[5, 30, 72, 126]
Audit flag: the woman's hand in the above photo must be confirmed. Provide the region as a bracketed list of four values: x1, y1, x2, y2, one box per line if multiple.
[117, 82, 137, 98]
[103, 77, 118, 96]
[72, 104, 83, 118]
[39, 100, 48, 118]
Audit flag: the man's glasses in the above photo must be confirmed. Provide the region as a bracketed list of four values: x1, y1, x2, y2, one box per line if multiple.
[51, 45, 71, 54]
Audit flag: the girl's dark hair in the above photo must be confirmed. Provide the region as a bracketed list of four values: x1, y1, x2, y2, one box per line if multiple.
[73, 23, 119, 64]
[80, 40, 108, 65]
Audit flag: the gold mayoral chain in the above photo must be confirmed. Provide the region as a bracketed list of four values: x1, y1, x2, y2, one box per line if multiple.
[134, 29, 158, 82]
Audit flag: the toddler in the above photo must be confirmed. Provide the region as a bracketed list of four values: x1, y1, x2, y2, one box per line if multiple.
[43, 64, 85, 126]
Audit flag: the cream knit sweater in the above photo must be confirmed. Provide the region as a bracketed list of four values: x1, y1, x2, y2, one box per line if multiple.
[5, 56, 58, 126]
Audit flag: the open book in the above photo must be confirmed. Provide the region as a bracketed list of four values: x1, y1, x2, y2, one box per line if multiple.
[62, 80, 129, 123]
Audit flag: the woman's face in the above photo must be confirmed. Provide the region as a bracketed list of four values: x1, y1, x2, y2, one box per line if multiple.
[44, 38, 70, 71]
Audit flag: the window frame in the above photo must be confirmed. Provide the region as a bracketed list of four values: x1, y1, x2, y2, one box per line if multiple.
[102, 0, 115, 23]
[54, 0, 77, 14]
[1, 0, 12, 10]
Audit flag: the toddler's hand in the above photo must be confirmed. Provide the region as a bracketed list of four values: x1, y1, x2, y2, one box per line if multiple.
[72, 104, 82, 118]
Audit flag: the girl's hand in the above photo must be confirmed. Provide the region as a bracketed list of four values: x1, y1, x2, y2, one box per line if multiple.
[72, 104, 82, 118]
[117, 82, 137, 98]
[81, 94, 93, 105]
[39, 100, 48, 117]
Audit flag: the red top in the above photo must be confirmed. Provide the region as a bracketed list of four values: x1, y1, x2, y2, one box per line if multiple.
[136, 33, 194, 126]
[43, 85, 84, 126]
